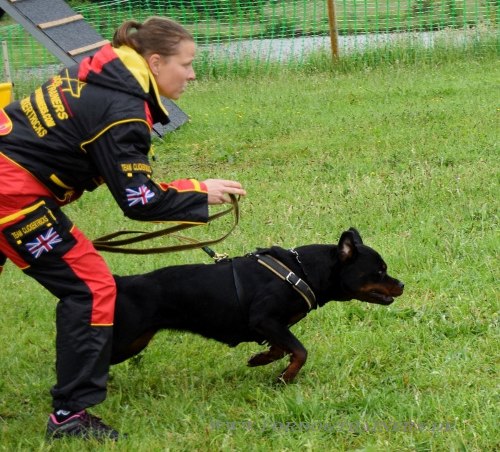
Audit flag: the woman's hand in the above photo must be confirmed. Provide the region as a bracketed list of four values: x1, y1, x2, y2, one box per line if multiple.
[203, 179, 246, 205]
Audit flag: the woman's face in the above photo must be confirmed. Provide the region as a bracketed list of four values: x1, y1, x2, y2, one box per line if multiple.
[149, 39, 196, 100]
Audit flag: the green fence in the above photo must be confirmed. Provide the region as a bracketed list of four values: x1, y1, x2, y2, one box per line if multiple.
[0, 0, 497, 97]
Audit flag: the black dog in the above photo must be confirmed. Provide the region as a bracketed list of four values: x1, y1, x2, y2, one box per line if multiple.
[111, 228, 404, 383]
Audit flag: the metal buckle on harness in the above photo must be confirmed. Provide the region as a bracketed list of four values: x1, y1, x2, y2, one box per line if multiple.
[286, 272, 301, 286]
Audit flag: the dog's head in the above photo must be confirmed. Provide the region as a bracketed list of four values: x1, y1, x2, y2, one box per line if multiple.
[337, 228, 404, 305]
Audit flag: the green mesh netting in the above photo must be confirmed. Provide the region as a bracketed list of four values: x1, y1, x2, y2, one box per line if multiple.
[0, 0, 497, 96]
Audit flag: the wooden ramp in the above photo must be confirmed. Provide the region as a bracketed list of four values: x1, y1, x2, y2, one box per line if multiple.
[0, 0, 188, 134]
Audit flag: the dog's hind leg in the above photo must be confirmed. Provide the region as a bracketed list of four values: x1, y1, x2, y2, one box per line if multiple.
[247, 345, 287, 367]
[110, 330, 157, 365]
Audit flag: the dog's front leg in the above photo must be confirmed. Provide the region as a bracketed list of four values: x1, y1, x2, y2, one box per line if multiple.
[247, 345, 287, 367]
[278, 346, 307, 384]
[250, 318, 307, 383]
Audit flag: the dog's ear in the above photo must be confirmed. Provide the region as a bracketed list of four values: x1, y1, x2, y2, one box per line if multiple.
[338, 228, 361, 262]
[348, 227, 363, 245]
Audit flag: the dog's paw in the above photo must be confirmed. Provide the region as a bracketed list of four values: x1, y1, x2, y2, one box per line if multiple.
[247, 352, 273, 367]
[276, 365, 301, 384]
[248, 346, 288, 367]
[275, 372, 295, 385]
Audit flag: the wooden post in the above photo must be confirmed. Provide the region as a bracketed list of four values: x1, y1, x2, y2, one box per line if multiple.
[327, 0, 339, 61]
[1, 41, 13, 105]
[2, 41, 12, 83]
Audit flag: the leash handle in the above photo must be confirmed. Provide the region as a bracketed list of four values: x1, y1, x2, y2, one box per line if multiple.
[92, 195, 239, 255]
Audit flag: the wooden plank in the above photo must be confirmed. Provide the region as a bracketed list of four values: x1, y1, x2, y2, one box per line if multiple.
[38, 14, 83, 30]
[0, 0, 188, 134]
[67, 39, 109, 56]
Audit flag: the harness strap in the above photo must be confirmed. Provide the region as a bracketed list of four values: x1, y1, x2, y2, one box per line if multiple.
[255, 253, 316, 311]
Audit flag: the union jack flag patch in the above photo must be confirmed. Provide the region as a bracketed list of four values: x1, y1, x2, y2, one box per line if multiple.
[126, 185, 155, 207]
[25, 227, 63, 259]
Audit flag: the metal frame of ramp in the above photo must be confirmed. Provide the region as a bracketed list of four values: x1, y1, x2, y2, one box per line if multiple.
[0, 0, 189, 134]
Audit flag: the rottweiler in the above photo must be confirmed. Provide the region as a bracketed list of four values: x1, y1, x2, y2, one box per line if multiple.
[111, 228, 404, 382]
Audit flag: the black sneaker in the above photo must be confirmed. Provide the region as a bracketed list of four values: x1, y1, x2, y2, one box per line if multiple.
[46, 410, 120, 441]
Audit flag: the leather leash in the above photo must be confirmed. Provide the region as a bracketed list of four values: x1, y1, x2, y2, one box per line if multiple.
[92, 194, 239, 255]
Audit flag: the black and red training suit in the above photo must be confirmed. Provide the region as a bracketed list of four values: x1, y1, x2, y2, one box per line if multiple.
[0, 44, 208, 411]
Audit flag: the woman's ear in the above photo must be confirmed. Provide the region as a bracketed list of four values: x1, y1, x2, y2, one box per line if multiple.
[146, 53, 161, 76]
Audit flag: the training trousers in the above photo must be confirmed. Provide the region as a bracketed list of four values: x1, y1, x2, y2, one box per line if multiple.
[0, 154, 116, 411]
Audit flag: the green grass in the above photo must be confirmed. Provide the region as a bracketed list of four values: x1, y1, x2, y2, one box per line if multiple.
[0, 54, 498, 450]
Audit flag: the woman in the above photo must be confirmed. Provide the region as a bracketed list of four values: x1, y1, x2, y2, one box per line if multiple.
[0, 17, 245, 441]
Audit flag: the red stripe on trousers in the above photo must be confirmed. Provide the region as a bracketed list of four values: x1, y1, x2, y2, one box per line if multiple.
[62, 227, 116, 326]
[0, 154, 116, 325]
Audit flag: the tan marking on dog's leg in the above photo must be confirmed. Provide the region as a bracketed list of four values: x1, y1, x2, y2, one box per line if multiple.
[278, 349, 307, 383]
[248, 345, 287, 367]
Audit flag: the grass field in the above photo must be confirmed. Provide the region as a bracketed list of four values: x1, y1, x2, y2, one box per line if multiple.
[0, 54, 498, 450]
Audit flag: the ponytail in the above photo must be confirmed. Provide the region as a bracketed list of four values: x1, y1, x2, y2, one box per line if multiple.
[112, 16, 193, 58]
[112, 20, 143, 49]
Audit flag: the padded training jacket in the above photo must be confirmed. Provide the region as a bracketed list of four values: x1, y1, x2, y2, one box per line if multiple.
[0, 44, 208, 223]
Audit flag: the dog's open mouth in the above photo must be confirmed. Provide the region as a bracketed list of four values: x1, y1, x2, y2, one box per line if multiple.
[357, 281, 404, 305]
[367, 291, 394, 305]
[356, 291, 395, 305]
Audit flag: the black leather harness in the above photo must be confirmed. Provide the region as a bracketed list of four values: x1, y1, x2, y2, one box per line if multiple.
[254, 253, 317, 312]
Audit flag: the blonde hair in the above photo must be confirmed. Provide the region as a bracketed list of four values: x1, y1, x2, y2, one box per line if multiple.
[112, 16, 193, 58]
